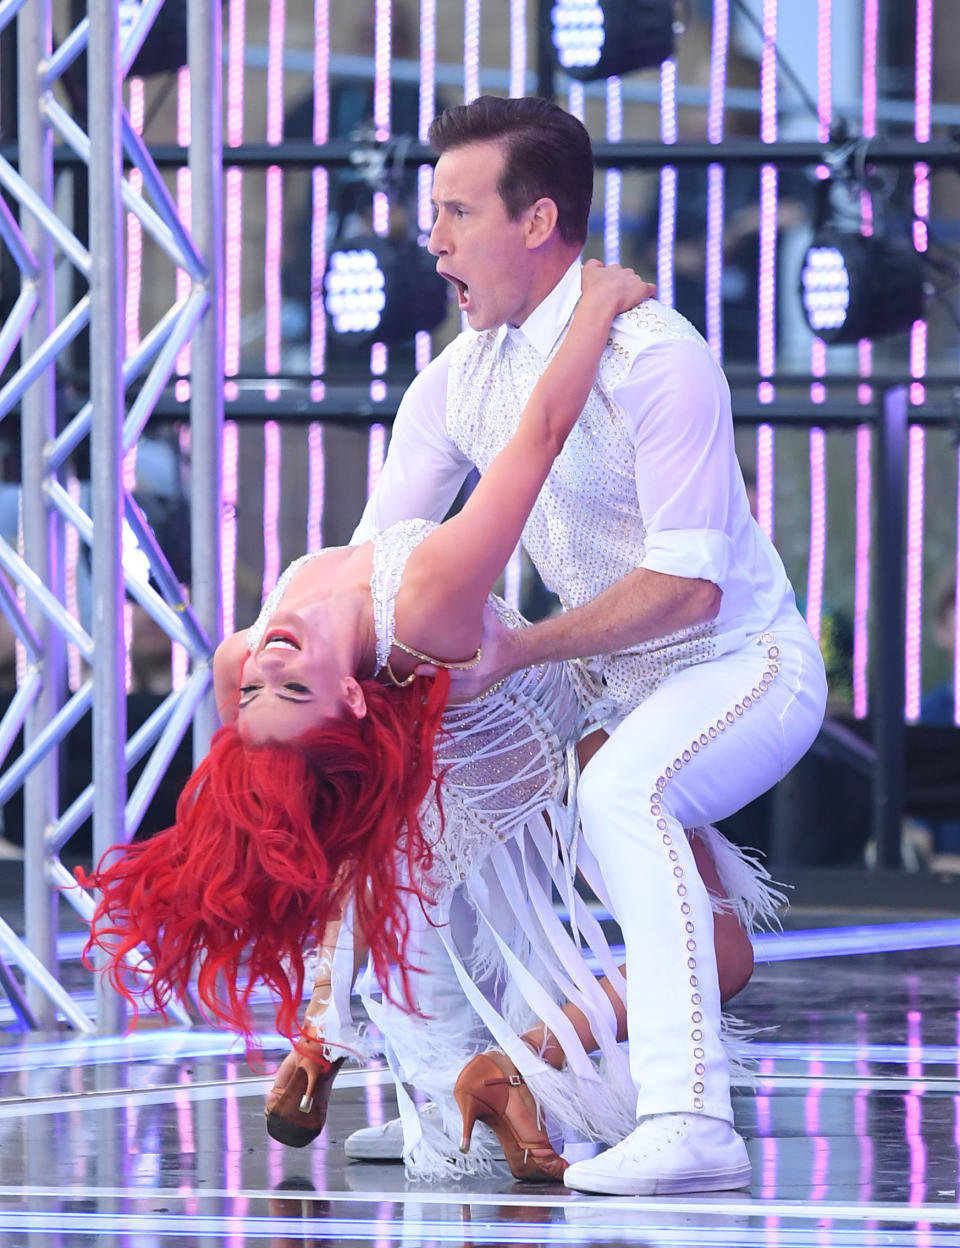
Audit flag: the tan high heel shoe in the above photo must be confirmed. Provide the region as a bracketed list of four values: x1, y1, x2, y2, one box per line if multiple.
[454, 1051, 568, 1183]
[265, 1027, 345, 1148]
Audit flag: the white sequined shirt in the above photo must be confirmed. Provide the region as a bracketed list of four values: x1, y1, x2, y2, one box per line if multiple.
[354, 262, 802, 716]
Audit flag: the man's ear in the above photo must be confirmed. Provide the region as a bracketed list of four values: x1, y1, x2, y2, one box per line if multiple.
[342, 676, 368, 720]
[524, 197, 560, 249]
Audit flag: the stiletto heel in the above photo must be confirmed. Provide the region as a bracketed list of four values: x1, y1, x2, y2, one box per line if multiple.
[265, 1029, 345, 1148]
[454, 1051, 568, 1183]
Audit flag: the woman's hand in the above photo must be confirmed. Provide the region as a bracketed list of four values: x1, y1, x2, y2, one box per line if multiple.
[580, 258, 656, 317]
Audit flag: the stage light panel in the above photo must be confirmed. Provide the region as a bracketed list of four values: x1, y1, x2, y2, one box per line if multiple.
[550, 0, 676, 82]
[799, 230, 925, 345]
[322, 235, 448, 347]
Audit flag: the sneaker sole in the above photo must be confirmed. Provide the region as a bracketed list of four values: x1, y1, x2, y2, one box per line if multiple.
[343, 1139, 405, 1162]
[565, 1163, 753, 1197]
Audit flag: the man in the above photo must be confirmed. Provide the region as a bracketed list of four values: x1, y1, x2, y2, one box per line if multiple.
[349, 95, 826, 1195]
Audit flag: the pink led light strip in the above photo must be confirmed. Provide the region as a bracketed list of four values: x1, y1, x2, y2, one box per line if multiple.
[263, 0, 285, 403]
[464, 0, 481, 104]
[805, 430, 826, 644]
[125, 78, 145, 360]
[175, 67, 191, 401]
[756, 0, 777, 406]
[904, 425, 925, 720]
[509, 0, 526, 98]
[705, 1, 728, 360]
[810, 0, 830, 405]
[756, 424, 774, 543]
[223, 0, 246, 402]
[911, 0, 933, 409]
[261, 0, 286, 596]
[310, 0, 330, 399]
[222, 421, 238, 638]
[262, 421, 282, 600]
[655, 63, 675, 303]
[416, 0, 437, 374]
[221, 0, 245, 639]
[857, 0, 878, 406]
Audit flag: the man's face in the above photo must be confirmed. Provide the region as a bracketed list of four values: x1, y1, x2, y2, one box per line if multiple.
[428, 140, 541, 332]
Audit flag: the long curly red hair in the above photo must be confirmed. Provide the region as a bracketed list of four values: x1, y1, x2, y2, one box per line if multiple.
[81, 670, 449, 1041]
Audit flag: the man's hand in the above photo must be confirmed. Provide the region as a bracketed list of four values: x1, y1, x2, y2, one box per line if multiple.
[416, 604, 523, 701]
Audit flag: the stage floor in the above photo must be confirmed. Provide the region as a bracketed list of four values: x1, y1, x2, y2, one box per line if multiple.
[2, 923, 960, 1246]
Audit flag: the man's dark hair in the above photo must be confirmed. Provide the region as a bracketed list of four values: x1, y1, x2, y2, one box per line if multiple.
[429, 95, 594, 247]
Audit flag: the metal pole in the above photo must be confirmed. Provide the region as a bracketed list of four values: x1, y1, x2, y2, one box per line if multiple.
[187, 0, 223, 763]
[88, 0, 127, 1033]
[873, 387, 907, 868]
[18, 0, 62, 1029]
[535, 0, 556, 100]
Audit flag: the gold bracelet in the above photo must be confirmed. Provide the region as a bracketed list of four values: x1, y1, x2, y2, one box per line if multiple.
[391, 638, 483, 670]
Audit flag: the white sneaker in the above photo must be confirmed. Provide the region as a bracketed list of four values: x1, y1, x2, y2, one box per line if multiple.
[562, 1114, 751, 1196]
[343, 1103, 500, 1161]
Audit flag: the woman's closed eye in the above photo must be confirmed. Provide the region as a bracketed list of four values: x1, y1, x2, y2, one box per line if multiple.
[239, 681, 312, 699]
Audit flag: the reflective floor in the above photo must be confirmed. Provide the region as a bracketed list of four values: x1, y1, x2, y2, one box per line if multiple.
[2, 924, 960, 1246]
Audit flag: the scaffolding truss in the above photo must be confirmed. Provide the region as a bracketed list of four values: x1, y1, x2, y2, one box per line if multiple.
[0, 0, 222, 1032]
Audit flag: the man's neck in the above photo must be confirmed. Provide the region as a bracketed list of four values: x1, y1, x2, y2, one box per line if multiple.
[508, 247, 581, 329]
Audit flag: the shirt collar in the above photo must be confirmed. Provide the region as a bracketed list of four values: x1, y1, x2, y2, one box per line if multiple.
[502, 260, 582, 359]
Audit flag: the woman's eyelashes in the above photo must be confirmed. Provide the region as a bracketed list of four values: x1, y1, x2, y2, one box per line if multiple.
[238, 682, 311, 696]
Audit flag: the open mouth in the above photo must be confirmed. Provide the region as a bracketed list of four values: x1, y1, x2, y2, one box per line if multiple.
[263, 629, 300, 652]
[442, 272, 469, 308]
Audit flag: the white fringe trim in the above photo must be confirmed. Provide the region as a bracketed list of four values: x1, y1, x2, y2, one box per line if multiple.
[693, 823, 789, 933]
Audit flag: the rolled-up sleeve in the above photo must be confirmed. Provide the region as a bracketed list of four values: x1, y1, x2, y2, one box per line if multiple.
[614, 337, 740, 588]
[351, 344, 473, 543]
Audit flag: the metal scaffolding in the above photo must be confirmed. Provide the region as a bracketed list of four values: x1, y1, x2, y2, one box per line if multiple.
[0, 0, 222, 1032]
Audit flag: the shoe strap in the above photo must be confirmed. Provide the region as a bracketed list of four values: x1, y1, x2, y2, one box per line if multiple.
[482, 1073, 524, 1088]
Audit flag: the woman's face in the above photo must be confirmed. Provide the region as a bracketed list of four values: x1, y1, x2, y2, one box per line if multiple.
[237, 607, 364, 743]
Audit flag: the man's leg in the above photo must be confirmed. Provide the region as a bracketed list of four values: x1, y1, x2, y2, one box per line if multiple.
[564, 628, 825, 1194]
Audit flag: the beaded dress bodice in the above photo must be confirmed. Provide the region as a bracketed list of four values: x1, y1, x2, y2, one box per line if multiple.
[370, 520, 579, 891]
[446, 300, 717, 715]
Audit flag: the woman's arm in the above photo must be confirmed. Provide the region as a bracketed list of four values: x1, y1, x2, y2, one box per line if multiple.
[212, 631, 249, 725]
[400, 263, 653, 657]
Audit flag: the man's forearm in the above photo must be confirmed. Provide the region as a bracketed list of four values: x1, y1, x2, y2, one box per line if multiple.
[512, 568, 721, 669]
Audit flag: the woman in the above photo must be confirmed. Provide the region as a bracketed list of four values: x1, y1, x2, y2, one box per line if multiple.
[83, 262, 775, 1181]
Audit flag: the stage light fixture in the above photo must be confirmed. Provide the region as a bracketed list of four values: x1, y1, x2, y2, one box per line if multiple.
[322, 235, 449, 347]
[799, 228, 925, 345]
[549, 0, 677, 81]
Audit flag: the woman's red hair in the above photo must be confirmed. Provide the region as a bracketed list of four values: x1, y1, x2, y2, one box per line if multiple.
[81, 671, 449, 1041]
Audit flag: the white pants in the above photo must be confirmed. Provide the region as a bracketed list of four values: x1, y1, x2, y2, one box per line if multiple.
[576, 613, 827, 1123]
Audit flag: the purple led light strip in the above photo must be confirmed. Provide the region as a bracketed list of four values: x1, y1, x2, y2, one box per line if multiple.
[904, 425, 926, 719]
[756, 0, 777, 405]
[655, 63, 675, 303]
[704, 0, 728, 360]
